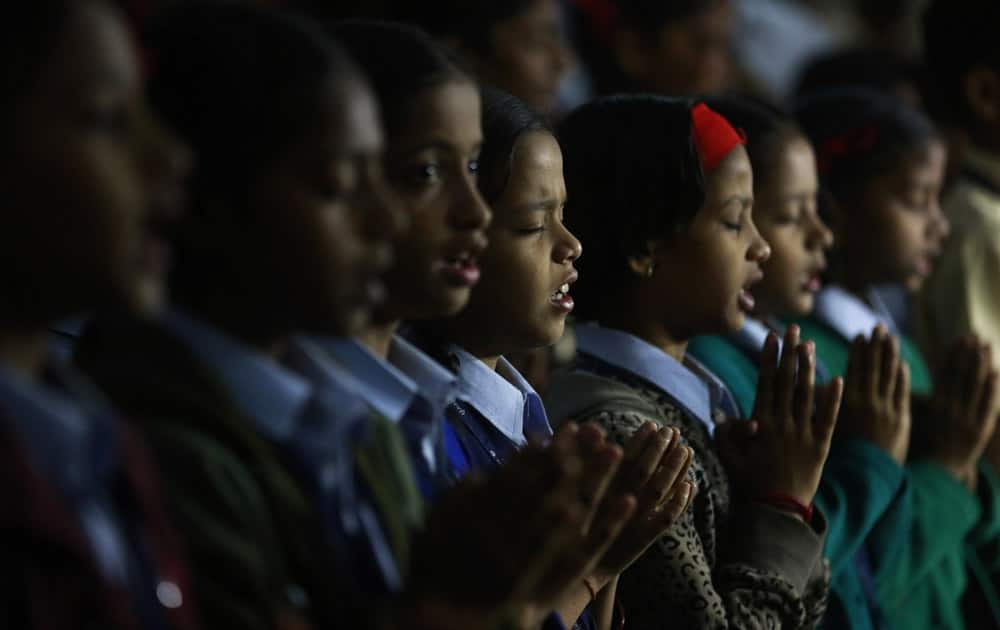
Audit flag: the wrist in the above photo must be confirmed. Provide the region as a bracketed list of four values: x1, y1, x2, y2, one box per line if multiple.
[755, 492, 814, 524]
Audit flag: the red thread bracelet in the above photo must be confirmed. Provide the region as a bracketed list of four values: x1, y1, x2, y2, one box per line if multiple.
[757, 492, 814, 524]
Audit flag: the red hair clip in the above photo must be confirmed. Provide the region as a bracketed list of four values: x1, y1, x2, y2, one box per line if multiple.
[691, 103, 746, 172]
[816, 124, 879, 174]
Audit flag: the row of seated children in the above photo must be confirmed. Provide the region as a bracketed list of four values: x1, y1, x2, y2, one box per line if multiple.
[4, 1, 1000, 630]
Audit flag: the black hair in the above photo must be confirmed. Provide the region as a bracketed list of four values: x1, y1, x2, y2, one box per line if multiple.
[923, 0, 1000, 126]
[706, 95, 803, 191]
[147, 1, 359, 204]
[331, 20, 469, 136]
[572, 0, 726, 96]
[477, 87, 552, 204]
[614, 0, 726, 39]
[795, 88, 938, 207]
[0, 1, 74, 121]
[558, 94, 704, 321]
[391, 0, 540, 55]
[793, 48, 919, 104]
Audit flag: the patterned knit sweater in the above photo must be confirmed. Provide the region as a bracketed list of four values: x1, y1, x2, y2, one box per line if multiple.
[545, 364, 830, 629]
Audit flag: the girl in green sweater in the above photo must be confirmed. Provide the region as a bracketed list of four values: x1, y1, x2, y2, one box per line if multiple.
[688, 95, 915, 630]
[792, 89, 1000, 630]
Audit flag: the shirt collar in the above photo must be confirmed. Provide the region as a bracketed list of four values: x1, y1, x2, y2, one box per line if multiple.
[451, 346, 540, 446]
[574, 323, 718, 432]
[388, 336, 456, 416]
[162, 310, 312, 441]
[813, 285, 895, 342]
[315, 336, 418, 424]
[0, 360, 118, 497]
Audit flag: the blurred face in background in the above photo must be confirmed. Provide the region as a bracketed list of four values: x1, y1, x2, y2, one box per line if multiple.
[617, 0, 733, 96]
[470, 0, 574, 115]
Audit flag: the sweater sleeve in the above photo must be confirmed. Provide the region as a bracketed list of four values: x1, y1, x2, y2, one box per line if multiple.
[141, 421, 309, 630]
[583, 408, 828, 630]
[813, 439, 907, 578]
[873, 460, 980, 614]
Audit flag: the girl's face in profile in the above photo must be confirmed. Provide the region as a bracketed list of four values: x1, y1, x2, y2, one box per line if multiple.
[0, 1, 189, 321]
[455, 130, 582, 356]
[751, 135, 834, 319]
[381, 80, 493, 321]
[651, 146, 771, 339]
[845, 138, 949, 292]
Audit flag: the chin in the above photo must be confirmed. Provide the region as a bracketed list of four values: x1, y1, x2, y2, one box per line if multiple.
[335, 306, 370, 338]
[723, 309, 746, 333]
[790, 295, 814, 318]
[423, 285, 471, 319]
[123, 277, 167, 317]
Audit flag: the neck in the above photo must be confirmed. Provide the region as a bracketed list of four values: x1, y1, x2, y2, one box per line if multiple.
[837, 258, 874, 301]
[600, 300, 687, 362]
[479, 355, 501, 371]
[0, 325, 51, 379]
[359, 319, 399, 359]
[176, 294, 288, 359]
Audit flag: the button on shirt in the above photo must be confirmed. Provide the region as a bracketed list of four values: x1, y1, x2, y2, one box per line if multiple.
[574, 323, 738, 434]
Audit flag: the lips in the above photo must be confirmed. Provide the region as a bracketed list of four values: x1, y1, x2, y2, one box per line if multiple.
[549, 271, 578, 313]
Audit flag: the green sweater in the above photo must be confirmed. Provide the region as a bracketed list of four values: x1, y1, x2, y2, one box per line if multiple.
[791, 312, 1000, 630]
[690, 334, 908, 630]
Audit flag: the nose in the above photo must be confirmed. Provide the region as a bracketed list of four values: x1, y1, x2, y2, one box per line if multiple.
[553, 222, 582, 264]
[452, 174, 492, 231]
[747, 218, 771, 265]
[807, 210, 835, 251]
[139, 104, 192, 221]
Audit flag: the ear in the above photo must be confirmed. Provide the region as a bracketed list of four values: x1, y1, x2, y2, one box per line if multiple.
[614, 27, 651, 83]
[626, 240, 662, 278]
[964, 64, 1000, 126]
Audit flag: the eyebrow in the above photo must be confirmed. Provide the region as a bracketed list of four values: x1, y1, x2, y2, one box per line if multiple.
[515, 198, 563, 212]
[722, 195, 753, 209]
[402, 139, 483, 155]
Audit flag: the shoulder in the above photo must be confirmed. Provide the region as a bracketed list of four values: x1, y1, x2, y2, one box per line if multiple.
[689, 335, 758, 418]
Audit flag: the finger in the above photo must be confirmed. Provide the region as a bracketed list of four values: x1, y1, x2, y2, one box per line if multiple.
[637, 441, 692, 514]
[621, 421, 658, 466]
[880, 334, 900, 402]
[815, 377, 844, 449]
[559, 495, 637, 585]
[653, 477, 694, 531]
[895, 361, 911, 426]
[776, 326, 801, 429]
[794, 342, 817, 431]
[631, 427, 673, 491]
[753, 333, 780, 425]
[976, 370, 999, 437]
[845, 334, 866, 400]
[865, 325, 886, 401]
[963, 343, 990, 424]
[577, 443, 624, 531]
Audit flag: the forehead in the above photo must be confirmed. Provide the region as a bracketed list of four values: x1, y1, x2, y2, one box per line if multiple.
[503, 131, 564, 199]
[768, 136, 817, 191]
[319, 76, 382, 155]
[393, 80, 482, 150]
[36, 2, 136, 98]
[884, 138, 947, 186]
[705, 145, 752, 196]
